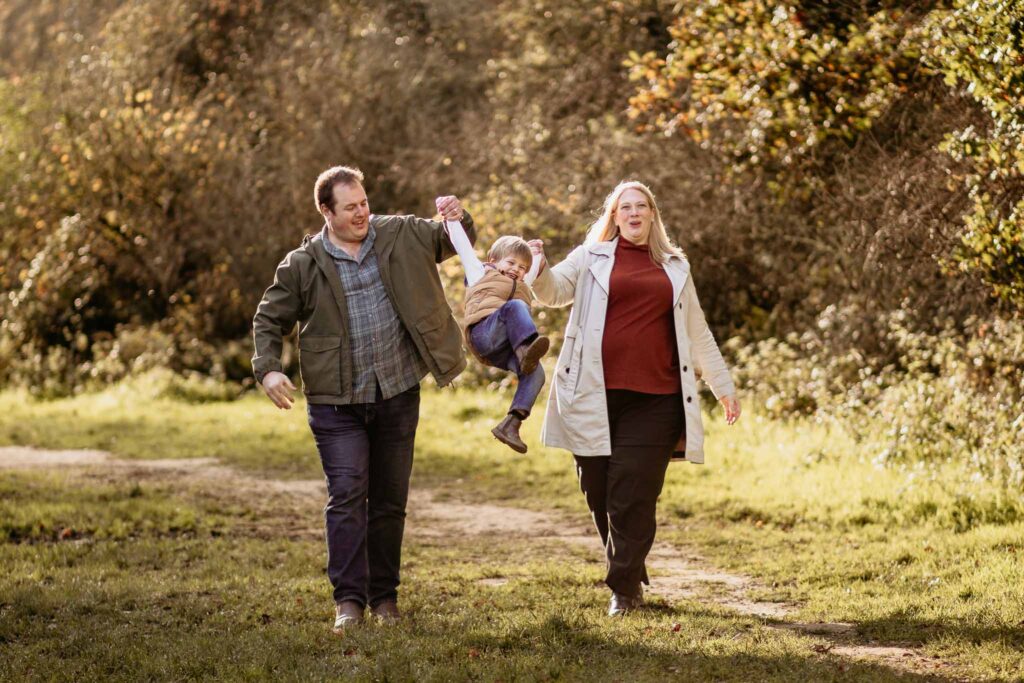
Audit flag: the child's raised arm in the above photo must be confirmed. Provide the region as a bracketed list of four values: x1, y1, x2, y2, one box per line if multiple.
[445, 220, 486, 286]
[524, 250, 540, 286]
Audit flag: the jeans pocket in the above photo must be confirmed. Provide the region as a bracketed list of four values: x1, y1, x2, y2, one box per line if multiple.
[306, 402, 334, 427]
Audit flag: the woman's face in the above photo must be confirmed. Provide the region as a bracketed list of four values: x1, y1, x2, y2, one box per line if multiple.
[613, 188, 653, 245]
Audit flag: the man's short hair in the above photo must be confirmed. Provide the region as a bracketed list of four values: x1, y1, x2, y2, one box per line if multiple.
[314, 166, 365, 213]
[487, 235, 533, 268]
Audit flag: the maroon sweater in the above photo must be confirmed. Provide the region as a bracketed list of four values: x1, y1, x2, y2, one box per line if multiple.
[601, 238, 680, 394]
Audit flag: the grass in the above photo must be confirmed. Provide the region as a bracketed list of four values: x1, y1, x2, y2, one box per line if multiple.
[0, 377, 317, 479]
[2, 377, 1023, 681]
[0, 480, 915, 682]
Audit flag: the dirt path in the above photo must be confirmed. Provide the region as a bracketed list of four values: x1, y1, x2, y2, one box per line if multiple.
[1, 446, 963, 680]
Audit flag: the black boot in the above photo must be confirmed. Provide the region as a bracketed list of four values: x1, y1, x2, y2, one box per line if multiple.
[491, 413, 527, 453]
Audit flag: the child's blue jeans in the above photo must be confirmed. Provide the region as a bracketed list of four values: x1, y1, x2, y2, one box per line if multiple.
[468, 299, 545, 417]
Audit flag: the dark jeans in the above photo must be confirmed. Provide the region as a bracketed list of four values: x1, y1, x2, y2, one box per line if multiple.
[468, 299, 545, 417]
[574, 389, 684, 598]
[306, 384, 420, 607]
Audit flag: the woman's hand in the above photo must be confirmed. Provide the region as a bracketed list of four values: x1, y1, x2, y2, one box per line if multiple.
[720, 394, 741, 425]
[527, 239, 547, 275]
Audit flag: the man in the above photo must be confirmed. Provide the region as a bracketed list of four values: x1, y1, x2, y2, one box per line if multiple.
[252, 165, 474, 633]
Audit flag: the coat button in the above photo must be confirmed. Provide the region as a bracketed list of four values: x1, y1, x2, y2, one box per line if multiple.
[565, 367, 570, 373]
[683, 365, 688, 372]
[686, 396, 693, 403]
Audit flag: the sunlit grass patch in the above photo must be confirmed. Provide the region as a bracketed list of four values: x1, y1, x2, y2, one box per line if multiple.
[1, 470, 220, 543]
[0, 383, 316, 479]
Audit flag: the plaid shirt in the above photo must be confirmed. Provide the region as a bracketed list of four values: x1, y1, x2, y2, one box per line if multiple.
[320, 224, 428, 402]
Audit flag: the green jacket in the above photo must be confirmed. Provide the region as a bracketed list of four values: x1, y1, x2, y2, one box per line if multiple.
[251, 212, 476, 403]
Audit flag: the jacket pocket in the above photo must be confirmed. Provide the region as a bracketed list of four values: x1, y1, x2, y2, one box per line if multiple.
[555, 325, 583, 399]
[298, 335, 342, 396]
[416, 306, 462, 375]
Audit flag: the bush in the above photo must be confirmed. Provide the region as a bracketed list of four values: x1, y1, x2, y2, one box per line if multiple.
[0, 0, 491, 394]
[732, 307, 1024, 487]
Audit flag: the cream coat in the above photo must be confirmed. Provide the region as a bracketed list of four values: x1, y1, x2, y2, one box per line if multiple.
[531, 238, 735, 464]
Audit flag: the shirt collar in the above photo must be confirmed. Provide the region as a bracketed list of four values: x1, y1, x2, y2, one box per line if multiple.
[320, 223, 376, 263]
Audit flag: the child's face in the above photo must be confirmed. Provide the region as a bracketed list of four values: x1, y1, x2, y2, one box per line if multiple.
[491, 255, 530, 281]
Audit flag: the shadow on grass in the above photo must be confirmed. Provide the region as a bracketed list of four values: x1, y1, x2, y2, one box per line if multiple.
[449, 612, 961, 682]
[858, 608, 1024, 652]
[0, 597, 977, 683]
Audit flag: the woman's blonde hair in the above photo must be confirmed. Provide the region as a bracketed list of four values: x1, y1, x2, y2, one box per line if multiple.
[584, 180, 685, 265]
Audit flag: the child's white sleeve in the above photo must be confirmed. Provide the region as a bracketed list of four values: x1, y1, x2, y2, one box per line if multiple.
[524, 253, 540, 286]
[445, 220, 486, 286]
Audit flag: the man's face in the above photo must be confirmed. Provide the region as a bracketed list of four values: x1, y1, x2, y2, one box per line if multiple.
[491, 255, 530, 281]
[323, 182, 370, 244]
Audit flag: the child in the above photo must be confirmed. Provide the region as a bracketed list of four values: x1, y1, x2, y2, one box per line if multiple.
[444, 217, 549, 453]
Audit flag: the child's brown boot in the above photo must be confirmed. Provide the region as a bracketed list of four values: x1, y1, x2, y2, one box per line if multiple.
[514, 335, 550, 375]
[491, 413, 527, 453]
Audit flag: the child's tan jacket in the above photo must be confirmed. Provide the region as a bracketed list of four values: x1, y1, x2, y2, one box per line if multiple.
[462, 266, 533, 360]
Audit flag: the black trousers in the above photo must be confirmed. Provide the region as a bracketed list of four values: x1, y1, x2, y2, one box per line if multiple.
[306, 384, 420, 607]
[574, 389, 684, 598]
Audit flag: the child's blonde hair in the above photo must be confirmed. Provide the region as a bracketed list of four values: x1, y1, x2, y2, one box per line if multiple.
[487, 235, 534, 267]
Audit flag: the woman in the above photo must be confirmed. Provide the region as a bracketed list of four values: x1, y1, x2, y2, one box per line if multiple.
[530, 180, 740, 616]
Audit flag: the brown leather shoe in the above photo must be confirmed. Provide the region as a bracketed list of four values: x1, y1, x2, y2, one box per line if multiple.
[370, 600, 401, 623]
[514, 335, 550, 375]
[491, 414, 527, 453]
[332, 600, 364, 634]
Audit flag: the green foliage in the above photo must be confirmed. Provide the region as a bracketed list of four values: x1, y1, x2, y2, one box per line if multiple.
[731, 306, 1024, 487]
[627, 0, 1024, 311]
[926, 0, 1024, 307]
[0, 0, 490, 393]
[625, 1, 930, 176]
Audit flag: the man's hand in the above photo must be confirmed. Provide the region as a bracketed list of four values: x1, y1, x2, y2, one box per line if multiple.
[720, 394, 741, 425]
[527, 239, 547, 275]
[262, 371, 297, 410]
[435, 195, 464, 222]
